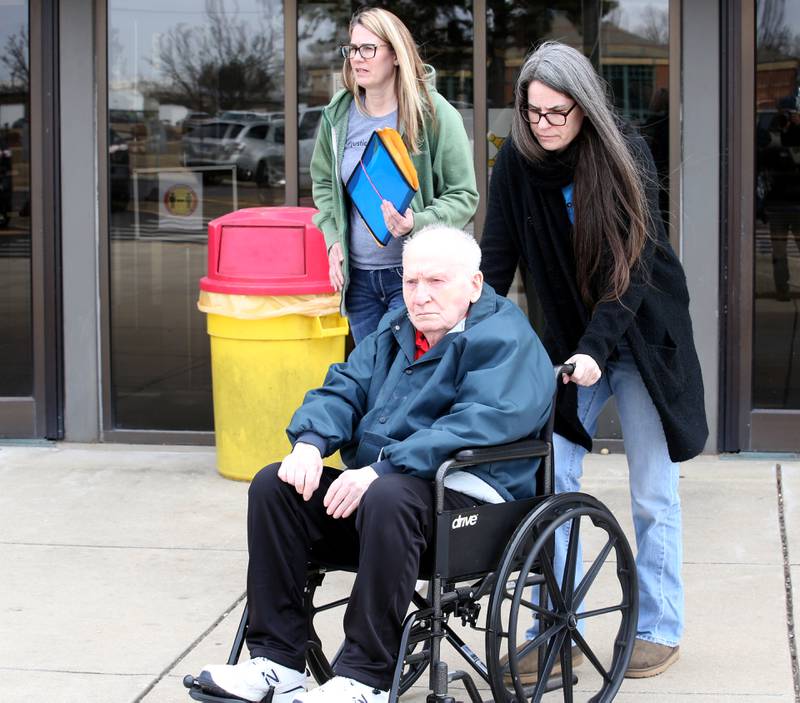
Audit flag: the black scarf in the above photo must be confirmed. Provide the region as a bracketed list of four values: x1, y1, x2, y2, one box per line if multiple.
[518, 143, 590, 356]
[515, 142, 595, 451]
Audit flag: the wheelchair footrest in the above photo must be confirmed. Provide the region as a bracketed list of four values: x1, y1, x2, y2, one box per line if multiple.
[183, 674, 274, 703]
[447, 669, 484, 703]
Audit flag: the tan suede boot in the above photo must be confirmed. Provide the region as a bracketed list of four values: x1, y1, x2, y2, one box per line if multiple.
[624, 639, 680, 678]
[500, 644, 584, 686]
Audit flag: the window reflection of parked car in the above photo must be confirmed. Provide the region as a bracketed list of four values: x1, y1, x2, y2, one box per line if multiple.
[298, 107, 323, 190]
[109, 129, 131, 212]
[235, 107, 322, 190]
[182, 120, 249, 182]
[219, 110, 281, 123]
[232, 120, 286, 187]
[180, 111, 212, 134]
[0, 136, 13, 228]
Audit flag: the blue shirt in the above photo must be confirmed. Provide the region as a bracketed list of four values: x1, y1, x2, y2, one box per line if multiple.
[562, 183, 575, 225]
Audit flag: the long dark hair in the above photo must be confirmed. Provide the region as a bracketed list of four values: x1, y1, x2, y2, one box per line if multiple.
[511, 41, 653, 308]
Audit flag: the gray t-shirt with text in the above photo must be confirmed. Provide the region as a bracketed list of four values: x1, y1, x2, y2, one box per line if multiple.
[341, 100, 403, 270]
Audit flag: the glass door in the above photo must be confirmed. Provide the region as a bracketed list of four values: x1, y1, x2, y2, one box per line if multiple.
[0, 0, 59, 438]
[103, 0, 285, 436]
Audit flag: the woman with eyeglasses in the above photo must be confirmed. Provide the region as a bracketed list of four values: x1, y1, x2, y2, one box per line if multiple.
[309, 7, 478, 343]
[481, 41, 708, 681]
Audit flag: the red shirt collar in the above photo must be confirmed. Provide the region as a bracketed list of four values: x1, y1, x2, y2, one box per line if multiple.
[414, 329, 431, 360]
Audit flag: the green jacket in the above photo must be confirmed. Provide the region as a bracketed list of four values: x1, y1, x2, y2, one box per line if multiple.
[309, 68, 479, 303]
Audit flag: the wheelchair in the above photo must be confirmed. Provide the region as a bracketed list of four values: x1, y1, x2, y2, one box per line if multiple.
[184, 364, 638, 702]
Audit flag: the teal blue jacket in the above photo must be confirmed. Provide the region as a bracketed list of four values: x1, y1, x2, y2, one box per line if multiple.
[286, 285, 555, 501]
[309, 68, 479, 308]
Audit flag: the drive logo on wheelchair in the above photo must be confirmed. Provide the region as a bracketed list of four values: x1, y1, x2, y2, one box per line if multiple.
[451, 513, 479, 529]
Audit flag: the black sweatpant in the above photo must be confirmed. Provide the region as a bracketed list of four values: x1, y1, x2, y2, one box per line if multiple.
[245, 464, 481, 690]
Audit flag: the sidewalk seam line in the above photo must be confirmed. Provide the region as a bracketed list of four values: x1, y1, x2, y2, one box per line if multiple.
[776, 463, 800, 703]
[0, 540, 247, 552]
[131, 590, 246, 703]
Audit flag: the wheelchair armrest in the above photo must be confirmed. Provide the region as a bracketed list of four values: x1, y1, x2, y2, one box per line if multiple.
[434, 439, 551, 511]
[452, 439, 550, 467]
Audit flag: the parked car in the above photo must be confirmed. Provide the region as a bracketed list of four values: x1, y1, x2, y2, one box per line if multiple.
[233, 120, 286, 187]
[180, 111, 212, 134]
[181, 120, 249, 182]
[218, 110, 280, 123]
[298, 107, 323, 189]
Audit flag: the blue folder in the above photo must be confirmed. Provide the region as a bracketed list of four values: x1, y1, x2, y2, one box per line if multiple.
[346, 128, 419, 247]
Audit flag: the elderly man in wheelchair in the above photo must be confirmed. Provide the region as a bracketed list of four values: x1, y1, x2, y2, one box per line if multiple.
[186, 225, 638, 703]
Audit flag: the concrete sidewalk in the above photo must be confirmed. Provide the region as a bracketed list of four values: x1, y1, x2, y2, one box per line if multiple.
[1, 443, 798, 702]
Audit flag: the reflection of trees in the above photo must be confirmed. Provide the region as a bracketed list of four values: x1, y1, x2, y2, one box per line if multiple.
[347, 1, 613, 106]
[757, 0, 800, 56]
[635, 6, 668, 46]
[1, 25, 29, 91]
[350, 1, 472, 80]
[298, 6, 340, 70]
[153, 0, 282, 112]
[484, 2, 619, 107]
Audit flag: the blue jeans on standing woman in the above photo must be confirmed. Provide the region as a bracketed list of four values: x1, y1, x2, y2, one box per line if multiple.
[528, 342, 683, 647]
[345, 266, 406, 344]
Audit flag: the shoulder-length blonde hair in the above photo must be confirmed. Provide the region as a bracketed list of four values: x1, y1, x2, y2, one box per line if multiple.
[343, 7, 433, 153]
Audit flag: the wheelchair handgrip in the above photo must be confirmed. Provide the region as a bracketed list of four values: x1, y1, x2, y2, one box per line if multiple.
[556, 363, 576, 378]
[452, 439, 550, 466]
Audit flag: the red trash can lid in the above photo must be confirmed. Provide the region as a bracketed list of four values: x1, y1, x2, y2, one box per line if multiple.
[200, 206, 335, 296]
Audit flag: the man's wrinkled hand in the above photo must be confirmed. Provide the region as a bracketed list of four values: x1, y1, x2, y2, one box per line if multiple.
[323, 466, 379, 519]
[277, 442, 323, 501]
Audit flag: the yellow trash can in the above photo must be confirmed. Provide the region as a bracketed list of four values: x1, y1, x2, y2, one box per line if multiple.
[199, 207, 348, 481]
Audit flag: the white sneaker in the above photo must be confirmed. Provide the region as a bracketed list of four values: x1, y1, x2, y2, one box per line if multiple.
[198, 657, 306, 702]
[292, 676, 388, 703]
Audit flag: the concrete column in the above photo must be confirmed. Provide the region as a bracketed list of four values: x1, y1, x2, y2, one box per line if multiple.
[680, 0, 720, 452]
[60, 0, 100, 441]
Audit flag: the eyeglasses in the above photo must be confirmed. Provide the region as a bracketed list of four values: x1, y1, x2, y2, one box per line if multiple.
[340, 43, 390, 60]
[520, 101, 578, 126]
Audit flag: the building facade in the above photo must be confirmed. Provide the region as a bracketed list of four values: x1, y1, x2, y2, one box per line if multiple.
[0, 0, 797, 452]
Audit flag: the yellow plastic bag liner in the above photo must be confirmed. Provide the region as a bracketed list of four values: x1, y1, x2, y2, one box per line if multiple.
[198, 290, 342, 320]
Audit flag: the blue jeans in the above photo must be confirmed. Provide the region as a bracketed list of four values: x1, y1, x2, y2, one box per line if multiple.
[345, 266, 405, 344]
[528, 343, 683, 646]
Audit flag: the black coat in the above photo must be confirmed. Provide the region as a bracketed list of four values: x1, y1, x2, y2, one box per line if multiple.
[481, 136, 708, 463]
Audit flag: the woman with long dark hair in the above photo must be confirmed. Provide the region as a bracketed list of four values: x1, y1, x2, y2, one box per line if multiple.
[481, 41, 708, 680]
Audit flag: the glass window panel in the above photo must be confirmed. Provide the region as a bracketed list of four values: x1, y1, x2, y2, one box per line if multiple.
[753, 0, 800, 408]
[297, 1, 474, 210]
[107, 0, 285, 430]
[600, 1, 670, 225]
[486, 3, 591, 317]
[486, 1, 670, 313]
[0, 0, 32, 397]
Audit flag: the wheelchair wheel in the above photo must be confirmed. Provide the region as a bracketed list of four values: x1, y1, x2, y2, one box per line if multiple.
[486, 493, 638, 702]
[303, 573, 430, 695]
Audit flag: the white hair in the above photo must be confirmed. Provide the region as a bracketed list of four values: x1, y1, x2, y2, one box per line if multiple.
[402, 224, 482, 274]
